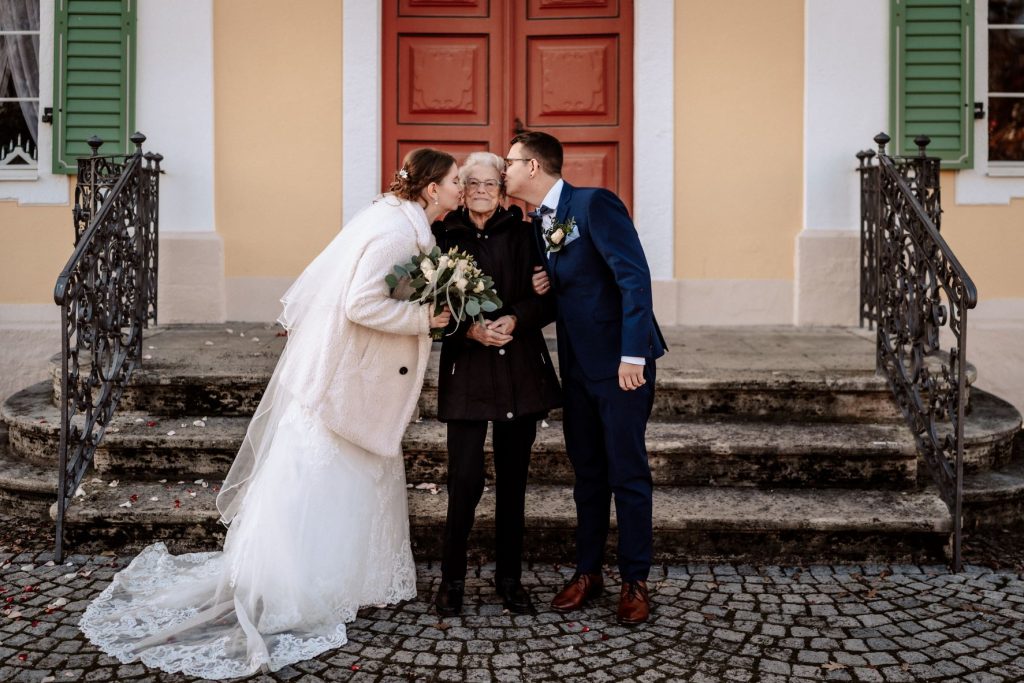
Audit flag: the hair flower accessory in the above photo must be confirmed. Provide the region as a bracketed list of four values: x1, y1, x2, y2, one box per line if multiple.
[398, 169, 409, 179]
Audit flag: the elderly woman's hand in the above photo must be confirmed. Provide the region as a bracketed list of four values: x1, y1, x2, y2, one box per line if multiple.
[467, 321, 512, 347]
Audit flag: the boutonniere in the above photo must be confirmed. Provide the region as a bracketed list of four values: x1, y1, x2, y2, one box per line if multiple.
[543, 217, 577, 254]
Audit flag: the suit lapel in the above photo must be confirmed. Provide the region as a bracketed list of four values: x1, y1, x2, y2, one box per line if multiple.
[551, 181, 574, 272]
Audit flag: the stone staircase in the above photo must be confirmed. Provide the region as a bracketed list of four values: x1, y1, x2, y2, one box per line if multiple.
[1, 324, 1021, 565]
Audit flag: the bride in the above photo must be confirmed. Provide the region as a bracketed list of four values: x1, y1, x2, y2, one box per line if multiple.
[79, 148, 463, 678]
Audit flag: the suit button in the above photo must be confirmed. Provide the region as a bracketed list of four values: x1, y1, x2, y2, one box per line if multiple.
[498, 349, 506, 356]
[399, 367, 408, 375]
[506, 411, 514, 418]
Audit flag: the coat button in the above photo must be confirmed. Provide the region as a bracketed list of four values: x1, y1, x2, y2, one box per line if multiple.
[498, 349, 506, 355]
[399, 366, 408, 375]
[506, 411, 514, 418]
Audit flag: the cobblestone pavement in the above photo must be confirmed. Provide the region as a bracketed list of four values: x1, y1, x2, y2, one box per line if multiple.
[1, 550, 1024, 683]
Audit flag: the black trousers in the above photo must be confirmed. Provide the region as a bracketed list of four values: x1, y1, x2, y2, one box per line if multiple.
[440, 417, 537, 583]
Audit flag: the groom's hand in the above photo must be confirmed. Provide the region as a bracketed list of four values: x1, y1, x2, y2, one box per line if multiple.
[531, 266, 551, 295]
[618, 362, 646, 391]
[467, 322, 512, 347]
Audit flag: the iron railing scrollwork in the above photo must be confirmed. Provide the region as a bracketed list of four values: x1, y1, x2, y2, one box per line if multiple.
[53, 133, 162, 561]
[858, 133, 977, 572]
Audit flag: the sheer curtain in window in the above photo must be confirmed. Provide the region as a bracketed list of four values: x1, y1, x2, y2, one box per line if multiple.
[0, 0, 40, 144]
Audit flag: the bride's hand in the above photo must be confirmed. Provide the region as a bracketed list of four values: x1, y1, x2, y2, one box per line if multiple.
[429, 307, 452, 329]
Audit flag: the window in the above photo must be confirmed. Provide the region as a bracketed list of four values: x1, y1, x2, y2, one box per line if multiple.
[0, 0, 40, 180]
[988, 0, 1024, 163]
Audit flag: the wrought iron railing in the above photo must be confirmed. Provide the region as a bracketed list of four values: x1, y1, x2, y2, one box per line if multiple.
[858, 133, 977, 571]
[52, 133, 162, 561]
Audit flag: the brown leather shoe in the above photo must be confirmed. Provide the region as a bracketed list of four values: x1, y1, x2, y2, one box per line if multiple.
[617, 580, 650, 625]
[550, 572, 604, 612]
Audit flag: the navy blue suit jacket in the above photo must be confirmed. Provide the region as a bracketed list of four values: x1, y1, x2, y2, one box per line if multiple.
[539, 181, 667, 381]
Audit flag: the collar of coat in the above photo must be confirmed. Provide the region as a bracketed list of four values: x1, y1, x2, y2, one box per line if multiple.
[436, 204, 525, 239]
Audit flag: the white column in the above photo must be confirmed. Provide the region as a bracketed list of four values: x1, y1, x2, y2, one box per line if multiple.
[343, 0, 382, 224]
[137, 0, 224, 322]
[804, 0, 888, 233]
[136, 0, 215, 233]
[797, 0, 888, 325]
[634, 0, 675, 281]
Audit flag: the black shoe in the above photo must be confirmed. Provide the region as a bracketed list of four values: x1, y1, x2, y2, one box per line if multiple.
[495, 577, 534, 614]
[434, 580, 464, 617]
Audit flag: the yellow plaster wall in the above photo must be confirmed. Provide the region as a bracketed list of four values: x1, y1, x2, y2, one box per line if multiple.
[213, 0, 342, 278]
[0, 188, 74, 304]
[674, 0, 804, 280]
[940, 172, 1024, 300]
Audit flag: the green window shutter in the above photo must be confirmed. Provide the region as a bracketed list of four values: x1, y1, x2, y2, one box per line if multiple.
[890, 0, 974, 168]
[52, 0, 137, 174]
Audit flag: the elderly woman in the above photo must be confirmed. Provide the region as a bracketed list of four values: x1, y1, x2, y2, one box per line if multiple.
[431, 151, 561, 616]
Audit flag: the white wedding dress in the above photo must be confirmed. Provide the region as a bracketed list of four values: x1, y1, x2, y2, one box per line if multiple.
[80, 197, 434, 679]
[79, 390, 417, 679]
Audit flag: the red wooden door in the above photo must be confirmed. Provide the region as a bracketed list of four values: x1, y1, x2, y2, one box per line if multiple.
[382, 0, 633, 209]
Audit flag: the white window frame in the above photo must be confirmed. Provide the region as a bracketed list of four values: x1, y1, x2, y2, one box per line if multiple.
[985, 1, 1024, 174]
[0, 0, 68, 204]
[956, 0, 1024, 204]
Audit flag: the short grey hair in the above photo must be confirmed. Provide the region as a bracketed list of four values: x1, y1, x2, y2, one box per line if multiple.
[459, 152, 506, 194]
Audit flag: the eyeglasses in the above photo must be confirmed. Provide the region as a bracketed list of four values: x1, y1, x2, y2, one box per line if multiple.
[504, 157, 533, 168]
[466, 178, 501, 192]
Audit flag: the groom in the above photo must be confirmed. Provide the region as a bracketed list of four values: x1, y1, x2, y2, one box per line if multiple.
[503, 131, 666, 625]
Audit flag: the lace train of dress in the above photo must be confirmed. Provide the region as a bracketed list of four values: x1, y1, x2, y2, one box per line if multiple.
[79, 398, 417, 679]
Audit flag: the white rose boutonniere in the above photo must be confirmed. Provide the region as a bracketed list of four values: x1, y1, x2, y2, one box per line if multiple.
[543, 217, 577, 254]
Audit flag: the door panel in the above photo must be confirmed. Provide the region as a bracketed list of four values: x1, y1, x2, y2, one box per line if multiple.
[399, 0, 489, 18]
[526, 36, 619, 126]
[526, 0, 619, 20]
[382, 0, 632, 209]
[398, 35, 490, 125]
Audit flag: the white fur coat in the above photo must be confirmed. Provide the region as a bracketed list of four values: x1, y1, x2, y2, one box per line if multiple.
[276, 197, 434, 458]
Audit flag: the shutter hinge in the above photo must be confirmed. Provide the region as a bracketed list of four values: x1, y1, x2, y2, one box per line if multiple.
[974, 102, 985, 120]
[41, 107, 53, 124]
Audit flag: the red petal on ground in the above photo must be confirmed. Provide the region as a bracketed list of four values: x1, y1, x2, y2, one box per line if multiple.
[130, 494, 139, 503]
[582, 626, 590, 632]
[350, 665, 361, 671]
[174, 500, 181, 508]
[146, 421, 157, 427]
[30, 620, 38, 627]
[17, 654, 27, 661]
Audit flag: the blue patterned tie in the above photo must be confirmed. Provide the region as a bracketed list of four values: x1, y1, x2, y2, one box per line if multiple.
[527, 205, 555, 221]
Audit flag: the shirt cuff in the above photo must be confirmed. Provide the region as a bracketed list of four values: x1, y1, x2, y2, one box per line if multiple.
[621, 356, 646, 366]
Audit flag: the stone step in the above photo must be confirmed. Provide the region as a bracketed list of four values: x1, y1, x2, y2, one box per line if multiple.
[4, 381, 931, 489]
[11, 385, 1019, 488]
[962, 434, 1024, 530]
[0, 422, 54, 521]
[15, 449, 1024, 559]
[51, 478, 952, 563]
[9, 443, 1022, 562]
[48, 324, 909, 422]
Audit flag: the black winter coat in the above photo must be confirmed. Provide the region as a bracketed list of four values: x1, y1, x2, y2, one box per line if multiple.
[432, 205, 562, 422]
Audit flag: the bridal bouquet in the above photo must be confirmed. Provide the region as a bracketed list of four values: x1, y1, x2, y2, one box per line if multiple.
[386, 246, 502, 340]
